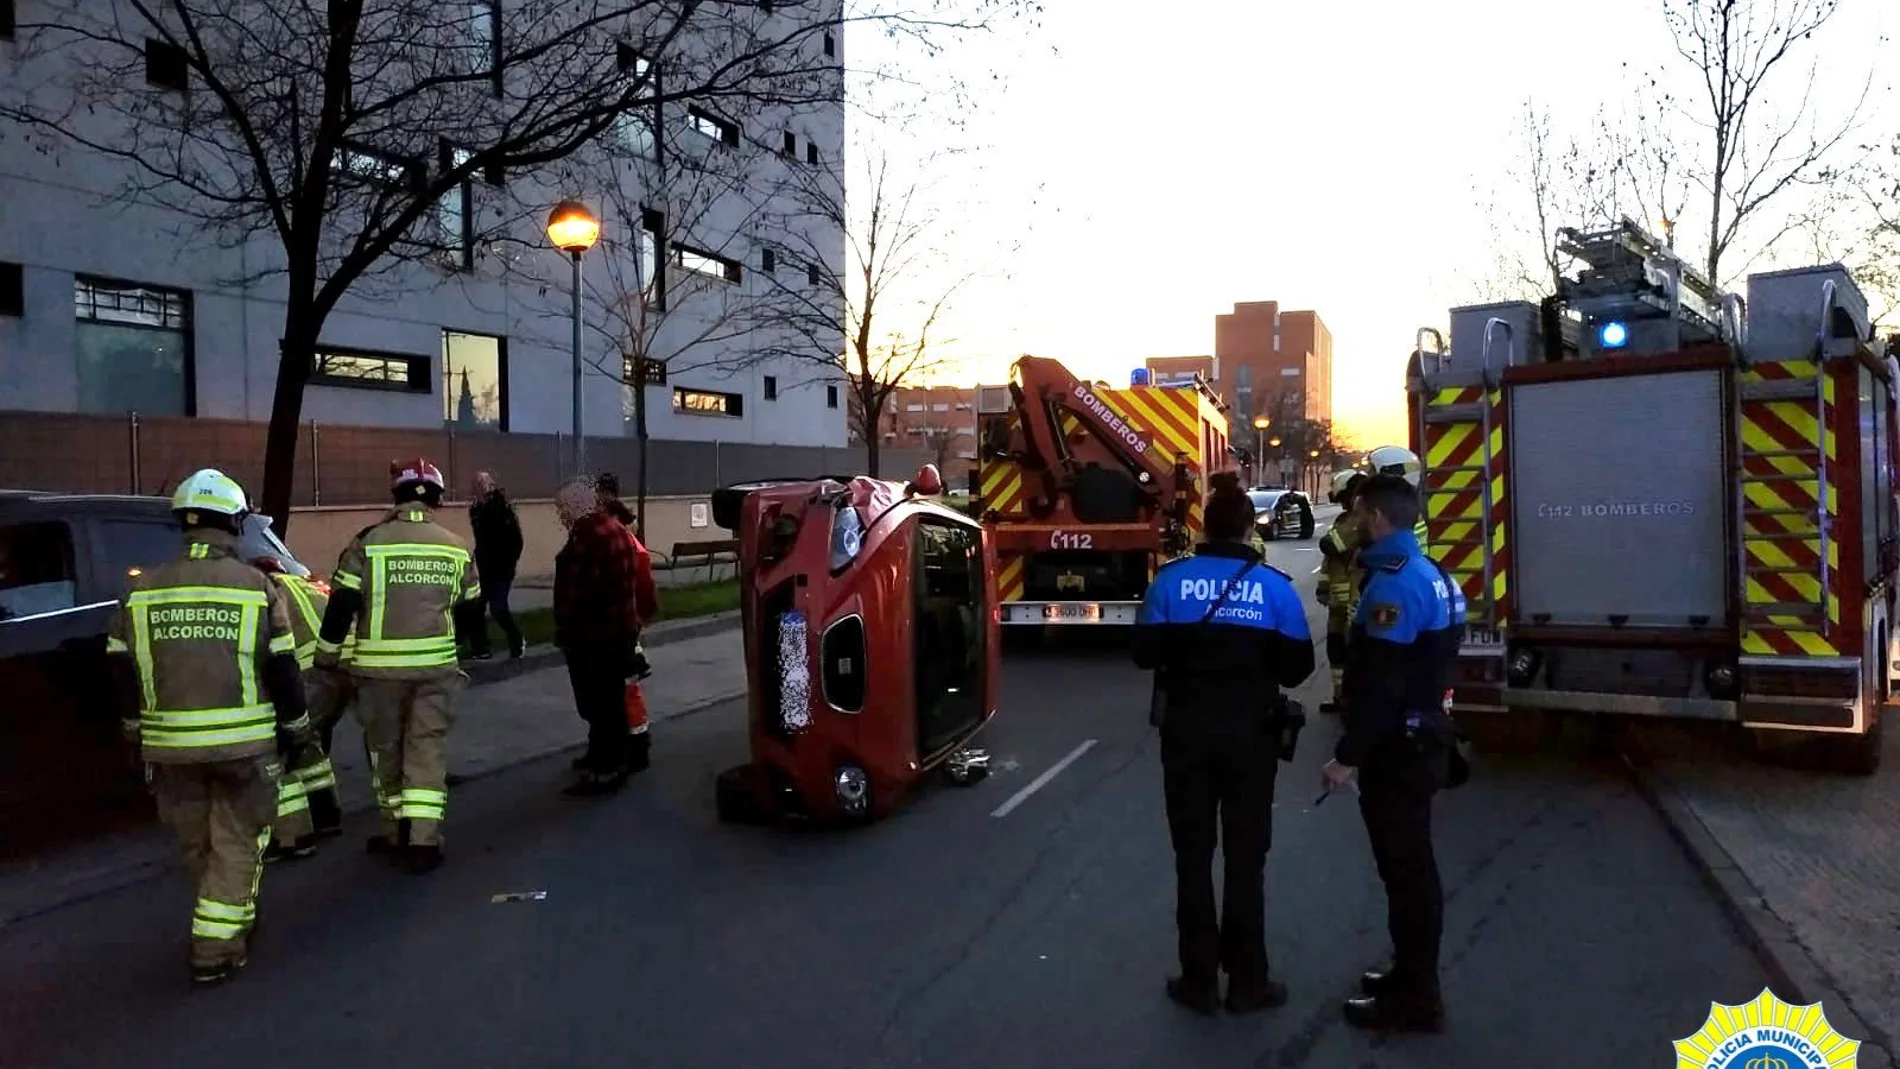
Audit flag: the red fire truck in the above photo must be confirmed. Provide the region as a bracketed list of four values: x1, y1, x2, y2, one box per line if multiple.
[1415, 219, 1897, 772]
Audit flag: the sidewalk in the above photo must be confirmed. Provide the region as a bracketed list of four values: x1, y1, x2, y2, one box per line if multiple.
[510, 560, 734, 613]
[1633, 724, 1900, 1066]
[0, 617, 744, 929]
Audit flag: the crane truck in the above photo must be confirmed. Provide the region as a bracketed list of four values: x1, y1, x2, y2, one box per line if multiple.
[970, 356, 1235, 626]
[1414, 217, 1898, 772]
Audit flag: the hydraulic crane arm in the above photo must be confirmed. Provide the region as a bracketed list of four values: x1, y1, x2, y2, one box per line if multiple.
[1010, 355, 1178, 496]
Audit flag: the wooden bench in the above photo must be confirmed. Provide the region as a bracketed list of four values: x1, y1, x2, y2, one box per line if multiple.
[669, 538, 740, 580]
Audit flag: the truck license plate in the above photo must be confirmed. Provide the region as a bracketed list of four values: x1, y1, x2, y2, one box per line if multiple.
[1044, 603, 1102, 621]
[1465, 627, 1503, 648]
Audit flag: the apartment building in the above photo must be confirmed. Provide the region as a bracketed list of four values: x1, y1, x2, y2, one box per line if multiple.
[1213, 301, 1333, 434]
[0, 2, 848, 452]
[860, 385, 978, 481]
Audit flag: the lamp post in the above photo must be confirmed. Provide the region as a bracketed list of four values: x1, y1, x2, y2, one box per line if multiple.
[546, 199, 601, 476]
[1308, 448, 1321, 496]
[1252, 416, 1269, 484]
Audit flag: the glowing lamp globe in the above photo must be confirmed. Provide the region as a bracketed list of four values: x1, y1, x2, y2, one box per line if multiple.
[546, 200, 600, 254]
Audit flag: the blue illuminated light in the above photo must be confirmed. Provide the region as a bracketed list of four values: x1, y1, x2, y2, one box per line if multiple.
[1598, 321, 1629, 349]
[1130, 368, 1151, 386]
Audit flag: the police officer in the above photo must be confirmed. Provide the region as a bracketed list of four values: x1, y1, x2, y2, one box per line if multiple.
[1134, 472, 1316, 1016]
[1319, 473, 1464, 1033]
[250, 554, 350, 857]
[106, 469, 317, 985]
[316, 458, 480, 873]
[1317, 470, 1370, 714]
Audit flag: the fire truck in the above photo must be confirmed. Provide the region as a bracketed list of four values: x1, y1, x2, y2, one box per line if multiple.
[969, 355, 1235, 626]
[1414, 218, 1897, 772]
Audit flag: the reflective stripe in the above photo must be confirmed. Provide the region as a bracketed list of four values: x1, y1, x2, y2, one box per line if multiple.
[398, 787, 447, 822]
[349, 646, 460, 670]
[237, 602, 261, 707]
[139, 706, 276, 750]
[276, 775, 309, 817]
[127, 586, 268, 608]
[106, 636, 129, 654]
[296, 758, 337, 791]
[188, 544, 210, 560]
[191, 897, 254, 941]
[332, 570, 362, 591]
[315, 638, 343, 656]
[269, 632, 296, 655]
[464, 582, 484, 600]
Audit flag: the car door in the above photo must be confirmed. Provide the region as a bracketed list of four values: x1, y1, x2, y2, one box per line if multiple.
[0, 519, 91, 659]
[912, 518, 987, 760]
[84, 513, 186, 606]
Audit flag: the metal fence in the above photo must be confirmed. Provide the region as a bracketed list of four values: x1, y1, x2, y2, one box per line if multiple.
[0, 410, 935, 506]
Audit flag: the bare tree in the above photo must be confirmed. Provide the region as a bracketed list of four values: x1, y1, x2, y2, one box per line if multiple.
[1662, 0, 1869, 285]
[748, 149, 988, 477]
[0, 0, 1027, 529]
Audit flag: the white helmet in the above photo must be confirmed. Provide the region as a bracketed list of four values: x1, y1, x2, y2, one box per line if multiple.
[1366, 445, 1421, 488]
[170, 468, 250, 518]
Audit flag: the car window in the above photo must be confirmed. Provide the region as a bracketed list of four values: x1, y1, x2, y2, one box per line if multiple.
[1247, 491, 1283, 510]
[92, 518, 184, 601]
[239, 515, 309, 576]
[0, 522, 79, 620]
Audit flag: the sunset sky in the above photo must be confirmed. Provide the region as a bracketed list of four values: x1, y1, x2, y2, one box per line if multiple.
[850, 0, 1897, 448]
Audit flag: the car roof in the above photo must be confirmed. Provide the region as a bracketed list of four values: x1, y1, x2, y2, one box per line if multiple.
[0, 491, 174, 518]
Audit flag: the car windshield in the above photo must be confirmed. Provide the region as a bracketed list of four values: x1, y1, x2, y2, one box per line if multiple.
[1247, 491, 1285, 510]
[239, 514, 309, 577]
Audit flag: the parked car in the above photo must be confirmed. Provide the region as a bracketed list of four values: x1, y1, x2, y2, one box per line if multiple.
[1247, 488, 1315, 540]
[0, 491, 310, 852]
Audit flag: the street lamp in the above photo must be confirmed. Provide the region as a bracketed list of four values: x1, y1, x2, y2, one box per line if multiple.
[1251, 416, 1269, 480]
[547, 199, 600, 475]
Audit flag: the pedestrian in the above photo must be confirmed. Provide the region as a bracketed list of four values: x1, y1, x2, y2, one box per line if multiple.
[1132, 471, 1316, 1017]
[465, 470, 525, 660]
[553, 477, 648, 795]
[106, 469, 318, 986]
[315, 458, 480, 873]
[248, 554, 350, 859]
[595, 470, 637, 531]
[1320, 472, 1465, 1034]
[1317, 470, 1370, 714]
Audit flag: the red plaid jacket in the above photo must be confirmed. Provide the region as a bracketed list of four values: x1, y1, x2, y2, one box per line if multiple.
[554, 512, 656, 654]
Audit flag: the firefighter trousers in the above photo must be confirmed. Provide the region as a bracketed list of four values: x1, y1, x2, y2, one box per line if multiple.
[355, 672, 464, 847]
[151, 758, 276, 968]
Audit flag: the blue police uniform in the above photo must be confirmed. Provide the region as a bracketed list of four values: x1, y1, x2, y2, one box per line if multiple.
[1336, 525, 1464, 1032]
[1133, 541, 1316, 1012]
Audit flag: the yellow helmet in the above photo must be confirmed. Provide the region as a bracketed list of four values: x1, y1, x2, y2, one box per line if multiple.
[170, 468, 250, 518]
[1330, 469, 1366, 503]
[1366, 445, 1421, 488]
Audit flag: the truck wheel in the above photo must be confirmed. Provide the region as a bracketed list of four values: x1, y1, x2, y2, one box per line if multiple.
[715, 764, 768, 824]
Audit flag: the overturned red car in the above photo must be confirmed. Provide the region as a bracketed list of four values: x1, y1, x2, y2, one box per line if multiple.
[710, 465, 1000, 824]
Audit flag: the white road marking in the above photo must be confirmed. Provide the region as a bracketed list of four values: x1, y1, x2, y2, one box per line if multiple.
[991, 739, 1098, 818]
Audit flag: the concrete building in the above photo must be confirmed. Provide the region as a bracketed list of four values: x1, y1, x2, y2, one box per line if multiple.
[860, 385, 979, 484]
[0, 2, 848, 453]
[1213, 301, 1333, 433]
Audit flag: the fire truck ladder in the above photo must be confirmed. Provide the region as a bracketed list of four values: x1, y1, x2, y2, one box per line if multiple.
[1735, 282, 1838, 645]
[1413, 322, 1505, 628]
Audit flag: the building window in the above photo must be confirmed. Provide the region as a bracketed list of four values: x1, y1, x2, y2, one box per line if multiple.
[1, 1, 15, 40]
[310, 347, 431, 392]
[468, 1, 501, 93]
[1280, 366, 1300, 376]
[823, 29, 836, 57]
[827, 384, 839, 409]
[442, 330, 507, 430]
[74, 277, 192, 417]
[763, 375, 778, 400]
[686, 105, 740, 147]
[438, 143, 475, 270]
[1234, 364, 1252, 391]
[144, 39, 189, 92]
[673, 387, 743, 418]
[636, 207, 665, 310]
[674, 243, 741, 284]
[614, 48, 659, 161]
[761, 247, 776, 274]
[805, 141, 820, 166]
[0, 261, 20, 317]
[333, 144, 420, 189]
[905, 403, 924, 412]
[782, 131, 797, 157]
[806, 262, 822, 286]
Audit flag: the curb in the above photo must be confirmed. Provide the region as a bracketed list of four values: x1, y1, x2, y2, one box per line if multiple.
[0, 613, 744, 930]
[460, 611, 739, 686]
[1624, 753, 1896, 1069]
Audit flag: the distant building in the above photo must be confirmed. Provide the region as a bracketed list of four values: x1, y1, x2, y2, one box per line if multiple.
[1143, 355, 1215, 388]
[1214, 301, 1333, 434]
[854, 384, 979, 485]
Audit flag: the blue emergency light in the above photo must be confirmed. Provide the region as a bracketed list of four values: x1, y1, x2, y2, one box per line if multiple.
[1598, 321, 1630, 349]
[1130, 368, 1151, 386]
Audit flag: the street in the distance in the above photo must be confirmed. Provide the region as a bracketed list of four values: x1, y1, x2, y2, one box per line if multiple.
[0, 535, 1778, 1069]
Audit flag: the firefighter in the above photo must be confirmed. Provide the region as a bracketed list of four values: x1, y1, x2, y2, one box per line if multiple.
[1366, 445, 1427, 549]
[105, 468, 316, 986]
[249, 555, 351, 858]
[1133, 473, 1316, 1016]
[1318, 470, 1370, 714]
[1320, 473, 1465, 1033]
[316, 458, 480, 873]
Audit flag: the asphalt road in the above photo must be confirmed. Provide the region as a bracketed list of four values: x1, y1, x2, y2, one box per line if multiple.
[0, 533, 1770, 1069]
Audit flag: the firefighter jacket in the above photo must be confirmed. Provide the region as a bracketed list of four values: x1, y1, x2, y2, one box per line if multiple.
[268, 572, 354, 670]
[1336, 527, 1466, 770]
[105, 529, 311, 764]
[317, 505, 480, 678]
[1319, 507, 1371, 630]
